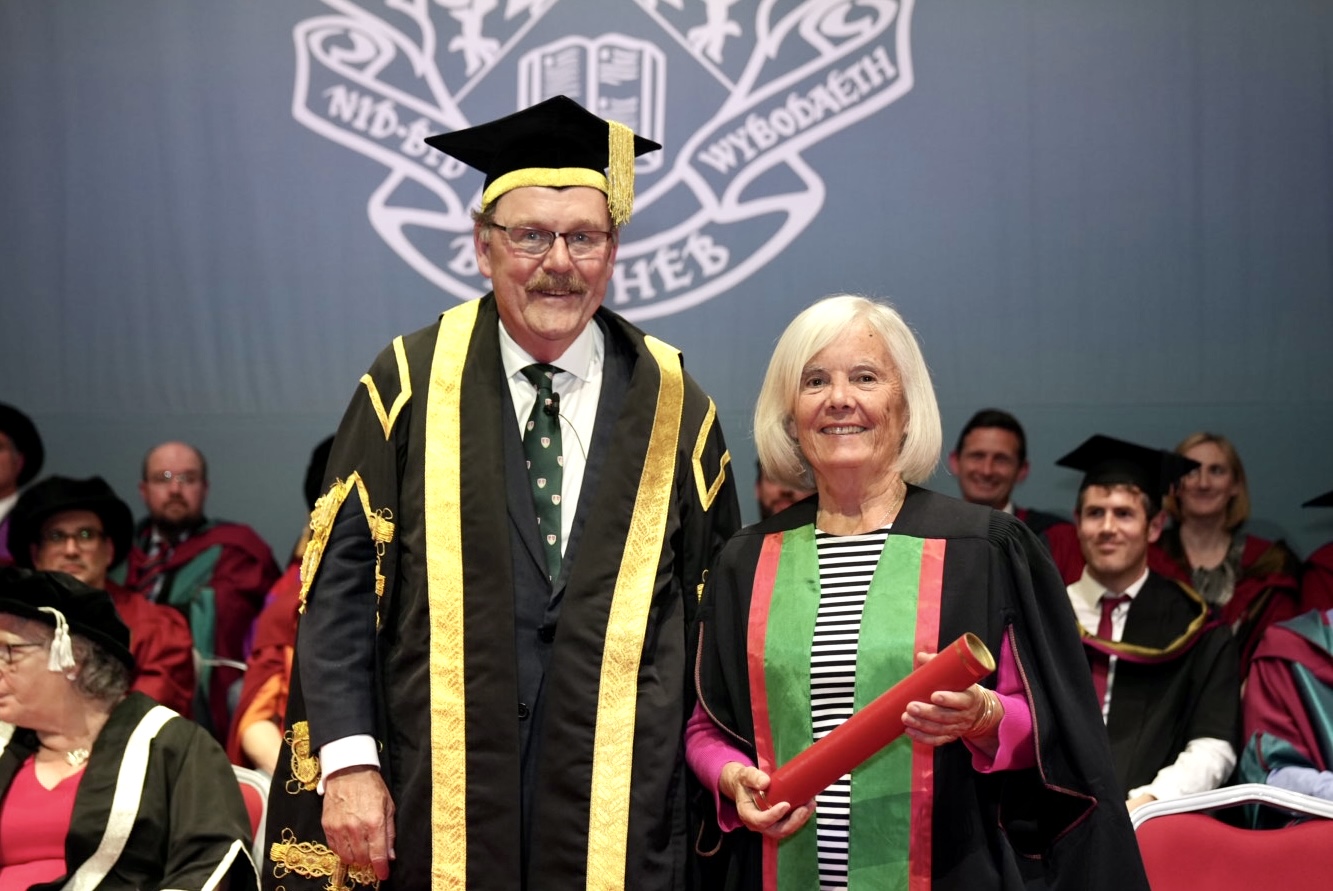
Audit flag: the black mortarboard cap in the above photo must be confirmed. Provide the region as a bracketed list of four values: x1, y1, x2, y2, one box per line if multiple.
[1304, 489, 1333, 508]
[0, 404, 44, 488]
[0, 566, 134, 670]
[424, 95, 661, 226]
[8, 476, 134, 570]
[1056, 434, 1200, 504]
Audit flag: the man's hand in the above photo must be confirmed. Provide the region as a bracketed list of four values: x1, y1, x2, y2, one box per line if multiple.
[322, 765, 396, 881]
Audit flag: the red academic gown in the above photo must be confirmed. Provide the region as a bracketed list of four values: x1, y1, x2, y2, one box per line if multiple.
[227, 560, 301, 766]
[107, 580, 196, 715]
[119, 519, 280, 739]
[1149, 531, 1302, 678]
[1302, 542, 1333, 614]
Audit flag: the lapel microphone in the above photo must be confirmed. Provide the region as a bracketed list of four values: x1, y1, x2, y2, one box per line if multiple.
[544, 391, 560, 418]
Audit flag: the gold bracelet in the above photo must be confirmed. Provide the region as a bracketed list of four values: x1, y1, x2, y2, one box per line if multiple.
[963, 686, 1003, 738]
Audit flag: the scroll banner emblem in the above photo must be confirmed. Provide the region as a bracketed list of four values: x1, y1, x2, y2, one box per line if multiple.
[294, 0, 914, 321]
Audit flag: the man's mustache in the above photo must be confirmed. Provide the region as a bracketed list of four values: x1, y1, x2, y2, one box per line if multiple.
[527, 272, 587, 294]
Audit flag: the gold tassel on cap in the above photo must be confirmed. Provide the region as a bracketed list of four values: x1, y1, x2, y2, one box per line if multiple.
[606, 119, 636, 227]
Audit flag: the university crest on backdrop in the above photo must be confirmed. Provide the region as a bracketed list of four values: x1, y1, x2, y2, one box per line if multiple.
[293, 0, 915, 320]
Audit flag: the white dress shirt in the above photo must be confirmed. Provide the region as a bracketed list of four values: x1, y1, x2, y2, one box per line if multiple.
[497, 318, 603, 555]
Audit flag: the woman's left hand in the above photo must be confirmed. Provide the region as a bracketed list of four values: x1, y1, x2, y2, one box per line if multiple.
[901, 651, 1002, 750]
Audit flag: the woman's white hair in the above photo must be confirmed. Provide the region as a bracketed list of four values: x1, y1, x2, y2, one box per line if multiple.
[753, 294, 942, 490]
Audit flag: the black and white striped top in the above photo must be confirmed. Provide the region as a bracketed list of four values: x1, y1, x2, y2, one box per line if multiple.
[811, 526, 891, 890]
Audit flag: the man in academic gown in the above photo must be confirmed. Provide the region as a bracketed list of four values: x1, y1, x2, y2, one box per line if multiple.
[262, 97, 741, 890]
[1059, 436, 1241, 810]
[948, 408, 1072, 538]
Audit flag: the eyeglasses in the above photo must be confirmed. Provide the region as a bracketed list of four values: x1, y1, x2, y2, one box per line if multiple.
[41, 527, 106, 548]
[488, 224, 613, 258]
[0, 641, 45, 668]
[145, 470, 204, 486]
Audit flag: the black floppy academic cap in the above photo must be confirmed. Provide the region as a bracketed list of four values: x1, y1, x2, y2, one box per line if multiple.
[0, 566, 134, 670]
[1056, 435, 1200, 504]
[424, 95, 661, 226]
[1304, 489, 1333, 508]
[303, 435, 335, 512]
[7, 476, 135, 570]
[0, 404, 44, 487]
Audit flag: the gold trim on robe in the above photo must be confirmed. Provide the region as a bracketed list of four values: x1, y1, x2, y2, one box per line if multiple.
[423, 299, 480, 887]
[585, 334, 683, 890]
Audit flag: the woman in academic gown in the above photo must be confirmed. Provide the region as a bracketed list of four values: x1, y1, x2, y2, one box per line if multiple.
[1151, 431, 1304, 676]
[687, 295, 1147, 891]
[0, 567, 257, 889]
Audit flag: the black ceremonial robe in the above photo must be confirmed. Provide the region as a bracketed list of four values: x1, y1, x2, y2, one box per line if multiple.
[694, 488, 1148, 891]
[1090, 572, 1241, 795]
[0, 692, 258, 890]
[264, 295, 741, 890]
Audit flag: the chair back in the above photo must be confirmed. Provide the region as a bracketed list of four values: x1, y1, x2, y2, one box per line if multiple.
[1132, 783, 1333, 890]
[232, 765, 270, 868]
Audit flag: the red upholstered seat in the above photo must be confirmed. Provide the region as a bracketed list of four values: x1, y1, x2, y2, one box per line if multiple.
[1131, 784, 1333, 890]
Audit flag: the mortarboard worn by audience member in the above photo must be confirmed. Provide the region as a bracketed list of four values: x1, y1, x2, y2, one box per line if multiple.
[264, 95, 740, 889]
[1060, 434, 1241, 809]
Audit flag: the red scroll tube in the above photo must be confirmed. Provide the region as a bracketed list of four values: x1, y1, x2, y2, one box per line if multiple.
[758, 632, 996, 809]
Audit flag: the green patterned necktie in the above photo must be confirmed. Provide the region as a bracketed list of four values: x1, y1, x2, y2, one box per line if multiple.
[520, 363, 564, 580]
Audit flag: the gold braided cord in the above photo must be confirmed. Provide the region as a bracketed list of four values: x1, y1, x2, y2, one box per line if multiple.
[359, 336, 412, 441]
[585, 335, 683, 890]
[482, 168, 609, 209]
[269, 829, 380, 889]
[690, 398, 731, 512]
[284, 721, 321, 793]
[300, 473, 396, 613]
[605, 120, 636, 226]
[424, 299, 480, 888]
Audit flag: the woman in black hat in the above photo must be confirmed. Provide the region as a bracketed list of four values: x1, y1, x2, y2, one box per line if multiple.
[0, 567, 258, 888]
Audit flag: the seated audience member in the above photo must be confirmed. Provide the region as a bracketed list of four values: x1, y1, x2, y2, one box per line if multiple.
[948, 409, 1082, 580]
[114, 441, 281, 741]
[8, 476, 195, 715]
[1060, 435, 1241, 811]
[949, 408, 1067, 531]
[754, 458, 813, 520]
[0, 404, 44, 565]
[227, 435, 333, 773]
[1239, 604, 1333, 801]
[0, 567, 258, 888]
[1300, 489, 1333, 611]
[1150, 431, 1302, 676]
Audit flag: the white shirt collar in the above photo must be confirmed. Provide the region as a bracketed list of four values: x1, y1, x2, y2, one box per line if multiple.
[498, 317, 601, 384]
[1069, 564, 1151, 613]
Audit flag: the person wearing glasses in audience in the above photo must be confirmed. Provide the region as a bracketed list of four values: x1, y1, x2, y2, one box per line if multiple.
[264, 96, 740, 889]
[8, 475, 195, 715]
[0, 567, 258, 888]
[113, 441, 280, 742]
